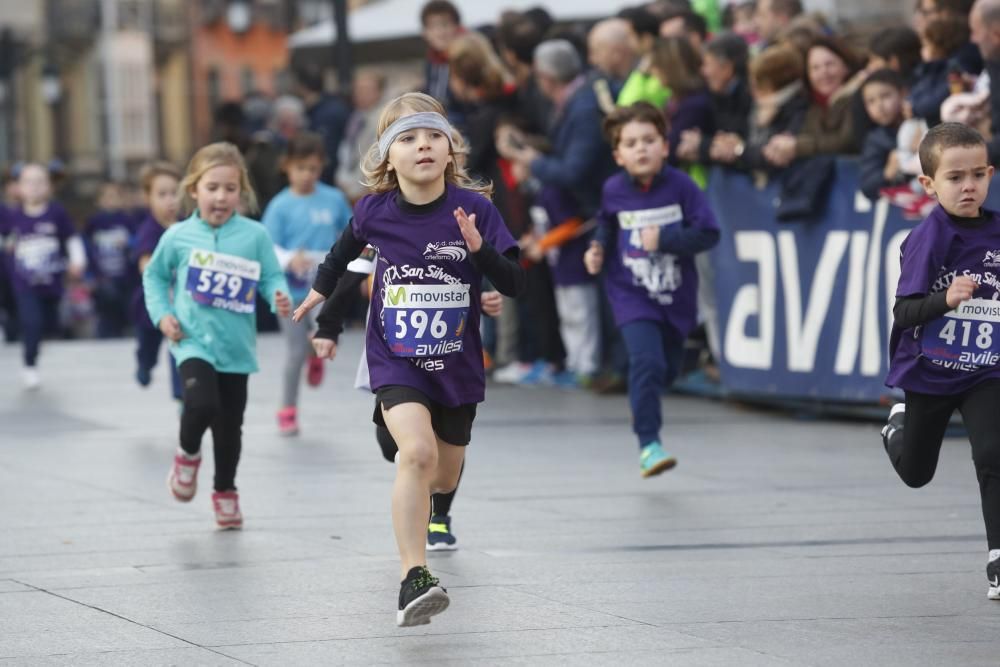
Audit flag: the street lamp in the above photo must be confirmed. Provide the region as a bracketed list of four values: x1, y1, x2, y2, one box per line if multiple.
[226, 0, 252, 34]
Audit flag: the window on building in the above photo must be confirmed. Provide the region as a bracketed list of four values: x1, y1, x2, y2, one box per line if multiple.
[207, 66, 221, 115]
[241, 66, 256, 96]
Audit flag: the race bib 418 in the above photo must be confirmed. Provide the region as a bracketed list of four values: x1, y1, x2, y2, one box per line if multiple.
[186, 249, 261, 314]
[921, 298, 1000, 369]
[383, 283, 470, 357]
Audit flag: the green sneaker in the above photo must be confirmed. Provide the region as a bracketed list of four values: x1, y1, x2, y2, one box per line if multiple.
[639, 441, 677, 478]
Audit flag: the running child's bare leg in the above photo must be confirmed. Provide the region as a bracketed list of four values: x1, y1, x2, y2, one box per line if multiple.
[382, 402, 437, 579]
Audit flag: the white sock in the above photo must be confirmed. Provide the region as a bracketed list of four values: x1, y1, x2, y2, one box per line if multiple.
[989, 549, 1000, 563]
[177, 448, 200, 460]
[889, 403, 905, 419]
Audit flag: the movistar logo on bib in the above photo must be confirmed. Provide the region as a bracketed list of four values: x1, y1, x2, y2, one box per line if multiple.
[386, 284, 470, 308]
[949, 298, 1000, 322]
[618, 204, 683, 230]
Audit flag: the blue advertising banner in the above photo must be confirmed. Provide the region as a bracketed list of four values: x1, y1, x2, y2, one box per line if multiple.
[707, 161, 1000, 403]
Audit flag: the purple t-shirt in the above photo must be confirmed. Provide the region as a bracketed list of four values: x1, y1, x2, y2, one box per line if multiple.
[887, 205, 1000, 394]
[598, 167, 719, 335]
[130, 215, 175, 328]
[132, 214, 169, 262]
[7, 202, 76, 296]
[0, 206, 11, 286]
[353, 185, 517, 407]
[84, 210, 135, 280]
[532, 186, 593, 287]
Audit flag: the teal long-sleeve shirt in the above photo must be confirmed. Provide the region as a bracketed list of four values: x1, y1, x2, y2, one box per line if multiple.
[143, 211, 290, 374]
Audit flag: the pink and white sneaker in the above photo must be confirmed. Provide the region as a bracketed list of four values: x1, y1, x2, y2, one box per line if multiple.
[167, 450, 201, 502]
[212, 490, 243, 530]
[277, 406, 299, 436]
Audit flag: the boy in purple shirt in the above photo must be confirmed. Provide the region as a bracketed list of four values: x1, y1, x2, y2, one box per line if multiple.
[585, 102, 720, 477]
[881, 123, 1000, 600]
[293, 93, 526, 626]
[7, 163, 86, 389]
[131, 162, 183, 399]
[84, 182, 136, 338]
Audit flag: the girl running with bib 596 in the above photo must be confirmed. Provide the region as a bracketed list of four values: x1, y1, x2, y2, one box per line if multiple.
[294, 92, 526, 626]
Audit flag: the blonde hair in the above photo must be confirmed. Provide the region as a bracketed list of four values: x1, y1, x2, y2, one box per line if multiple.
[361, 92, 492, 198]
[180, 142, 258, 216]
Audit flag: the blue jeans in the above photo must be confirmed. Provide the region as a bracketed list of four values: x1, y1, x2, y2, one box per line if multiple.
[620, 319, 685, 449]
[136, 324, 183, 399]
[15, 290, 60, 367]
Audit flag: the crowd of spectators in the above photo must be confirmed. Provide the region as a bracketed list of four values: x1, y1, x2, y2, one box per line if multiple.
[7, 0, 1000, 394]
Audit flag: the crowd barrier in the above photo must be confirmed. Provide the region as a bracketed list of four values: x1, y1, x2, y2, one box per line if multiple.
[707, 161, 1000, 404]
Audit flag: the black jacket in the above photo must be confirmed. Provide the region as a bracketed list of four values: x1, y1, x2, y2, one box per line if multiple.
[698, 76, 753, 163]
[859, 124, 907, 201]
[734, 85, 809, 173]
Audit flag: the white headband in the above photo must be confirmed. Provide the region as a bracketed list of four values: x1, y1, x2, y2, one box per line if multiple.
[377, 112, 453, 161]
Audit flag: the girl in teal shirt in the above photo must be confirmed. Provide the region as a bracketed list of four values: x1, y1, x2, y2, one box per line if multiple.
[144, 142, 291, 529]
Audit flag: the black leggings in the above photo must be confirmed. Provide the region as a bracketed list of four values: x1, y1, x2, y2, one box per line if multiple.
[895, 379, 1000, 549]
[178, 359, 248, 492]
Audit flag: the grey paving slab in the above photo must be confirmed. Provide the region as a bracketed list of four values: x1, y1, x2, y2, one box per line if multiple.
[215, 625, 719, 666]
[0, 647, 247, 666]
[2, 335, 999, 665]
[0, 589, 186, 658]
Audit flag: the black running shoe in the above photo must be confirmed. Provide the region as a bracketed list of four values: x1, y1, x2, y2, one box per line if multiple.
[881, 403, 905, 462]
[397, 566, 449, 627]
[988, 558, 1000, 600]
[427, 514, 458, 551]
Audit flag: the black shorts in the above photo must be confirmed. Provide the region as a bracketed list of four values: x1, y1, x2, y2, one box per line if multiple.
[373, 385, 477, 446]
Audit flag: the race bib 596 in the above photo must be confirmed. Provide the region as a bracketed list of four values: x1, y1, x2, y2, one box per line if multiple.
[383, 283, 469, 357]
[186, 249, 260, 314]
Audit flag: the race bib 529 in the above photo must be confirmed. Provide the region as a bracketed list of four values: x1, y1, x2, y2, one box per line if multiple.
[383, 283, 469, 357]
[186, 249, 260, 314]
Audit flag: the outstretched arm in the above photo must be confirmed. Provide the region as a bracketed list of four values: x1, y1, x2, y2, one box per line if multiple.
[293, 223, 367, 322]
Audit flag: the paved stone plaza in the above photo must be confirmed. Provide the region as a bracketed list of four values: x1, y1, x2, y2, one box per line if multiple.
[1, 334, 998, 665]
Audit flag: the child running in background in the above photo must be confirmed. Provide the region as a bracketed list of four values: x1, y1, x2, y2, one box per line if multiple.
[881, 123, 1000, 600]
[5, 163, 86, 390]
[312, 246, 505, 552]
[584, 102, 720, 477]
[144, 143, 291, 529]
[262, 131, 352, 436]
[293, 92, 526, 626]
[132, 161, 183, 400]
[84, 181, 135, 338]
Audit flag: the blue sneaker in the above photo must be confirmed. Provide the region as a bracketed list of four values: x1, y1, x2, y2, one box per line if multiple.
[550, 370, 580, 389]
[518, 361, 555, 386]
[426, 515, 458, 551]
[136, 365, 152, 387]
[639, 441, 677, 478]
